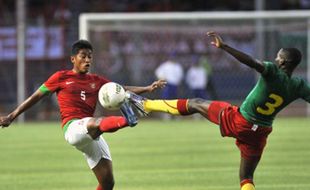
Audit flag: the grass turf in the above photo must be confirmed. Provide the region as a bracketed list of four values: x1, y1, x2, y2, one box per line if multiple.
[0, 118, 309, 190]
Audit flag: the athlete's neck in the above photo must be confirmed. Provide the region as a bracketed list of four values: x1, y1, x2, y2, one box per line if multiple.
[72, 69, 88, 75]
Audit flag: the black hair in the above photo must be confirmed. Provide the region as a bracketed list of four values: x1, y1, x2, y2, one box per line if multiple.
[282, 48, 302, 66]
[71, 39, 93, 55]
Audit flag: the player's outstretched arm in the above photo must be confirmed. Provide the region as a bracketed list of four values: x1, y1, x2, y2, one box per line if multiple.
[207, 31, 265, 73]
[0, 89, 46, 128]
[124, 79, 167, 94]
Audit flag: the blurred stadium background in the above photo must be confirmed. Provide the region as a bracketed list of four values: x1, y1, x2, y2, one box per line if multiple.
[0, 0, 309, 121]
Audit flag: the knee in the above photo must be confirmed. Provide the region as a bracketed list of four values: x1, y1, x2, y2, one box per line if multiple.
[86, 118, 102, 139]
[65, 130, 92, 148]
[65, 133, 91, 148]
[191, 98, 205, 104]
[188, 98, 210, 112]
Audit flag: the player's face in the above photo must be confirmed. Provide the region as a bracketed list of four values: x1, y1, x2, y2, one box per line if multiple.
[71, 49, 93, 74]
[275, 49, 287, 70]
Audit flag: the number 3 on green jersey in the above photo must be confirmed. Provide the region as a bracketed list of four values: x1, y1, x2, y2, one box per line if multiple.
[256, 93, 283, 115]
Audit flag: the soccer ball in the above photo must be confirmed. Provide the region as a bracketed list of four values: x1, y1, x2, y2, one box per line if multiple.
[98, 82, 126, 110]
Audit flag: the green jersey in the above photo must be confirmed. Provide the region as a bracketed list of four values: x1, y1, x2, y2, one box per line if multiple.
[240, 61, 310, 126]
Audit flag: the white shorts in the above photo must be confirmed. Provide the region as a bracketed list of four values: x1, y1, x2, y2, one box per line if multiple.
[64, 117, 112, 169]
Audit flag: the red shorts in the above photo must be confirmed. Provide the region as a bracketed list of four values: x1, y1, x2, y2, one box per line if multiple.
[207, 101, 272, 160]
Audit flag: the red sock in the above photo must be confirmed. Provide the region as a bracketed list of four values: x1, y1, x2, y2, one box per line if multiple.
[96, 184, 102, 190]
[99, 116, 128, 132]
[177, 99, 190, 115]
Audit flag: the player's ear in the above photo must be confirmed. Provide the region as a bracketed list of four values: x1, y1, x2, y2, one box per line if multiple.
[70, 56, 75, 63]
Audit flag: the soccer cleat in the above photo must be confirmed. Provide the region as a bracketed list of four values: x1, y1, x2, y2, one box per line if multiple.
[125, 91, 149, 116]
[120, 100, 138, 127]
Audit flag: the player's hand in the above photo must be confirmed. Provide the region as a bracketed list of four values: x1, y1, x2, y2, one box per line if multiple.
[206, 31, 226, 48]
[0, 115, 13, 128]
[148, 79, 167, 92]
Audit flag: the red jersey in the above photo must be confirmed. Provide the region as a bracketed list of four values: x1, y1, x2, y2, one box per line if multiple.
[39, 70, 110, 127]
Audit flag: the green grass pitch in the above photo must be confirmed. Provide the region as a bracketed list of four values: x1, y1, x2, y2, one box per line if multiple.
[0, 117, 309, 190]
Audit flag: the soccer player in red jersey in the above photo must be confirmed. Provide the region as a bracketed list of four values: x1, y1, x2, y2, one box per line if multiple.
[0, 39, 166, 190]
[128, 31, 310, 190]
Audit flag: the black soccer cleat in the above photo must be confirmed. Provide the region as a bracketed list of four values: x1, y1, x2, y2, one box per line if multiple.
[125, 91, 149, 116]
[120, 100, 138, 127]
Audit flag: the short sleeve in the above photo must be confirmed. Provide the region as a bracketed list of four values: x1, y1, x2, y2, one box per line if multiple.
[41, 72, 61, 93]
[39, 84, 51, 94]
[261, 61, 277, 77]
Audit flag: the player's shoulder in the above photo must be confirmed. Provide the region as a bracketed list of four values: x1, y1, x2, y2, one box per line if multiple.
[287, 76, 310, 94]
[52, 70, 72, 76]
[53, 70, 74, 79]
[262, 61, 276, 69]
[261, 61, 278, 76]
[47, 70, 81, 83]
[290, 76, 307, 85]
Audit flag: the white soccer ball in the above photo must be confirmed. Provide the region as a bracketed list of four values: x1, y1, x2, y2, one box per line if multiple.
[98, 82, 126, 110]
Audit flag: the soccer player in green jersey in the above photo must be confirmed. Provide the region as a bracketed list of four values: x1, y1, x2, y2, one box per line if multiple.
[127, 31, 310, 190]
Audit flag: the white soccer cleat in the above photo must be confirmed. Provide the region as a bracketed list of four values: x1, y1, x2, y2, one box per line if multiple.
[125, 91, 149, 116]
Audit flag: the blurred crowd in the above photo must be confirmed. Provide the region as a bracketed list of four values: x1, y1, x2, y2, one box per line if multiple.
[1, 0, 310, 25]
[0, 0, 309, 47]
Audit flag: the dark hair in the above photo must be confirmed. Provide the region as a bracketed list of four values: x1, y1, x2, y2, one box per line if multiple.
[282, 48, 302, 66]
[71, 39, 93, 55]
